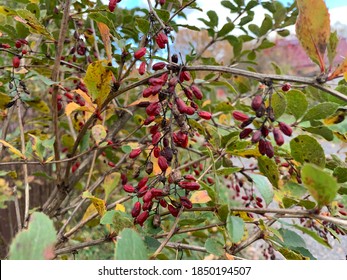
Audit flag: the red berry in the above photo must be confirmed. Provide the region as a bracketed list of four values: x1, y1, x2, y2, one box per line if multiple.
[180, 196, 193, 209]
[251, 130, 262, 143]
[138, 186, 148, 197]
[123, 184, 135, 193]
[160, 0, 166, 5]
[138, 61, 146, 75]
[184, 106, 196, 115]
[131, 202, 141, 217]
[153, 146, 161, 157]
[151, 188, 164, 197]
[137, 177, 148, 189]
[156, 32, 168, 49]
[129, 148, 142, 159]
[172, 131, 188, 148]
[152, 62, 166, 71]
[0, 43, 11, 49]
[108, 0, 117, 12]
[108, 161, 116, 167]
[142, 201, 153, 211]
[175, 98, 188, 114]
[158, 156, 169, 172]
[146, 102, 161, 116]
[159, 199, 167, 208]
[15, 40, 22, 49]
[143, 190, 153, 203]
[239, 128, 253, 139]
[134, 47, 146, 60]
[152, 131, 161, 145]
[207, 177, 215, 184]
[144, 116, 155, 125]
[198, 111, 212, 120]
[12, 56, 20, 68]
[190, 85, 203, 100]
[184, 174, 196, 181]
[121, 173, 128, 185]
[258, 139, 267, 155]
[178, 181, 200, 191]
[232, 111, 249, 122]
[265, 141, 274, 158]
[168, 204, 179, 217]
[273, 128, 284, 146]
[251, 95, 263, 111]
[179, 71, 191, 82]
[282, 83, 291, 92]
[278, 122, 293, 136]
[136, 211, 149, 226]
[183, 88, 193, 100]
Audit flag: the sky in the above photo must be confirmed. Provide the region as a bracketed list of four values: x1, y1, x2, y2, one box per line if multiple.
[117, 0, 347, 27]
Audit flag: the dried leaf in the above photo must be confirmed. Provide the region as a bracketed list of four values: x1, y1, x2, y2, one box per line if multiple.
[295, 0, 330, 72]
[328, 57, 347, 80]
[91, 124, 107, 145]
[0, 140, 26, 159]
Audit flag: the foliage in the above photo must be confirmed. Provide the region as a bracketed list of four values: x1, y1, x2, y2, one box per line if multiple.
[0, 0, 347, 261]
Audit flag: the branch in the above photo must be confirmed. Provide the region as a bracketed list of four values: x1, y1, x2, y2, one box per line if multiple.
[168, 65, 347, 103]
[147, 0, 166, 30]
[55, 237, 110, 256]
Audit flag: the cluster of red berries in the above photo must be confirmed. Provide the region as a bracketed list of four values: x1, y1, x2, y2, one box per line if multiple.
[233, 87, 293, 158]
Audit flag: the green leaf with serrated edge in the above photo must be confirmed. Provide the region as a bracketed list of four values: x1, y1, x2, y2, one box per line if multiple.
[103, 172, 121, 201]
[101, 211, 132, 234]
[205, 238, 224, 256]
[293, 224, 332, 248]
[304, 126, 334, 141]
[100, 210, 116, 225]
[333, 167, 347, 183]
[301, 102, 339, 122]
[257, 156, 279, 188]
[302, 163, 339, 207]
[248, 173, 274, 205]
[135, 18, 150, 34]
[215, 167, 241, 176]
[217, 22, 234, 37]
[115, 228, 148, 260]
[154, 9, 170, 22]
[290, 135, 325, 167]
[9, 212, 56, 260]
[226, 215, 244, 243]
[285, 90, 308, 120]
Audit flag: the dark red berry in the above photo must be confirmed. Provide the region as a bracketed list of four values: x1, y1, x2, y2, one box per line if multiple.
[258, 139, 267, 155]
[190, 85, 203, 100]
[136, 211, 149, 226]
[251, 130, 262, 143]
[168, 204, 180, 217]
[156, 32, 168, 49]
[12, 56, 20, 68]
[180, 196, 193, 209]
[131, 202, 141, 217]
[129, 148, 142, 159]
[146, 102, 161, 116]
[123, 184, 135, 193]
[265, 141, 274, 158]
[282, 83, 291, 92]
[273, 128, 284, 146]
[179, 71, 191, 82]
[232, 111, 249, 122]
[278, 122, 293, 136]
[178, 181, 200, 191]
[152, 62, 166, 71]
[158, 156, 169, 172]
[239, 128, 253, 139]
[108, 0, 117, 12]
[251, 95, 263, 111]
[138, 61, 146, 75]
[198, 111, 212, 120]
[134, 47, 146, 60]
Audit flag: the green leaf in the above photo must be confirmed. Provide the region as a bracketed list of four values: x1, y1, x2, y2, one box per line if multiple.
[135, 18, 150, 34]
[304, 126, 334, 141]
[278, 247, 308, 260]
[115, 228, 148, 260]
[301, 102, 339, 122]
[259, 14, 273, 36]
[100, 210, 116, 225]
[301, 163, 339, 206]
[121, 145, 132, 154]
[293, 224, 332, 248]
[271, 93, 287, 119]
[333, 167, 347, 183]
[154, 9, 170, 22]
[215, 167, 241, 176]
[290, 135, 325, 167]
[173, 24, 200, 31]
[205, 238, 224, 256]
[9, 212, 56, 260]
[327, 30, 338, 66]
[207, 10, 218, 27]
[226, 215, 244, 243]
[257, 156, 279, 189]
[101, 210, 133, 234]
[285, 89, 308, 120]
[279, 228, 306, 248]
[217, 22, 234, 37]
[103, 172, 121, 201]
[248, 173, 274, 205]
[248, 24, 259, 36]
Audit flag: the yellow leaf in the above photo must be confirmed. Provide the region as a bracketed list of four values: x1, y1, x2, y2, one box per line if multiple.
[202, 99, 211, 108]
[190, 190, 211, 204]
[333, 131, 347, 142]
[65, 102, 81, 117]
[115, 204, 125, 212]
[329, 58, 347, 81]
[323, 108, 346, 125]
[0, 140, 26, 159]
[82, 191, 106, 217]
[82, 203, 98, 221]
[230, 147, 262, 158]
[24, 99, 50, 114]
[97, 22, 112, 62]
[84, 60, 113, 108]
[0, 92, 11, 110]
[91, 124, 107, 144]
[127, 94, 159, 107]
[72, 89, 96, 109]
[0, 6, 15, 16]
[225, 253, 235, 260]
[295, 0, 330, 71]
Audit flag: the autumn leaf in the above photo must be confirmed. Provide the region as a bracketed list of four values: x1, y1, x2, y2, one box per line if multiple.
[82, 191, 106, 217]
[190, 190, 211, 204]
[84, 60, 113, 108]
[97, 22, 112, 62]
[0, 140, 26, 159]
[295, 0, 330, 72]
[328, 57, 347, 80]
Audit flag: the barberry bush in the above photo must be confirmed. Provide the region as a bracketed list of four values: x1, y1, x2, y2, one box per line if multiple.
[0, 0, 347, 260]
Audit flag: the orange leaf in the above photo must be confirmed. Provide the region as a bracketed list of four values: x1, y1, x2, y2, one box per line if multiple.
[295, 0, 330, 72]
[190, 190, 212, 204]
[97, 22, 112, 62]
[328, 57, 347, 80]
[127, 94, 159, 107]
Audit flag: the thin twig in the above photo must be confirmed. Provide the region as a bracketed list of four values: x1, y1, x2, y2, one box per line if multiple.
[167, 0, 196, 23]
[147, 0, 166, 30]
[151, 207, 184, 259]
[17, 100, 30, 226]
[0, 106, 15, 158]
[55, 237, 110, 256]
[12, 185, 22, 231]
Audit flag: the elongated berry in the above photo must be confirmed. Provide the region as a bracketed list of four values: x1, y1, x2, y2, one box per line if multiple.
[152, 62, 166, 71]
[138, 61, 146, 75]
[232, 111, 249, 122]
[261, 125, 269, 137]
[136, 211, 149, 226]
[152, 131, 161, 145]
[143, 190, 153, 203]
[172, 131, 188, 148]
[184, 174, 196, 181]
[179, 71, 191, 82]
[159, 199, 167, 208]
[12, 56, 20, 68]
[278, 122, 292, 136]
[251, 130, 262, 143]
[149, 77, 166, 86]
[129, 148, 142, 159]
[137, 177, 148, 189]
[145, 161, 154, 174]
[158, 156, 169, 172]
[146, 102, 161, 116]
[160, 147, 173, 162]
[134, 47, 146, 60]
[180, 196, 192, 209]
[156, 32, 168, 49]
[123, 184, 135, 193]
[168, 204, 179, 217]
[251, 95, 263, 111]
[256, 103, 266, 117]
[198, 111, 212, 120]
[144, 116, 155, 125]
[239, 128, 253, 139]
[273, 128, 284, 146]
[183, 88, 193, 100]
[142, 201, 153, 211]
[178, 181, 200, 191]
[258, 139, 267, 155]
[131, 202, 141, 217]
[151, 188, 164, 197]
[191, 85, 203, 100]
[265, 141, 274, 158]
[240, 117, 254, 128]
[138, 186, 148, 197]
[176, 97, 187, 114]
[108, 0, 117, 12]
[184, 106, 196, 115]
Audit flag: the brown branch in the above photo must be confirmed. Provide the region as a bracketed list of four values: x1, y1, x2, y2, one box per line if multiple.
[167, 0, 196, 23]
[174, 65, 347, 102]
[55, 237, 110, 256]
[50, 0, 71, 183]
[147, 0, 166, 30]
[165, 242, 207, 253]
